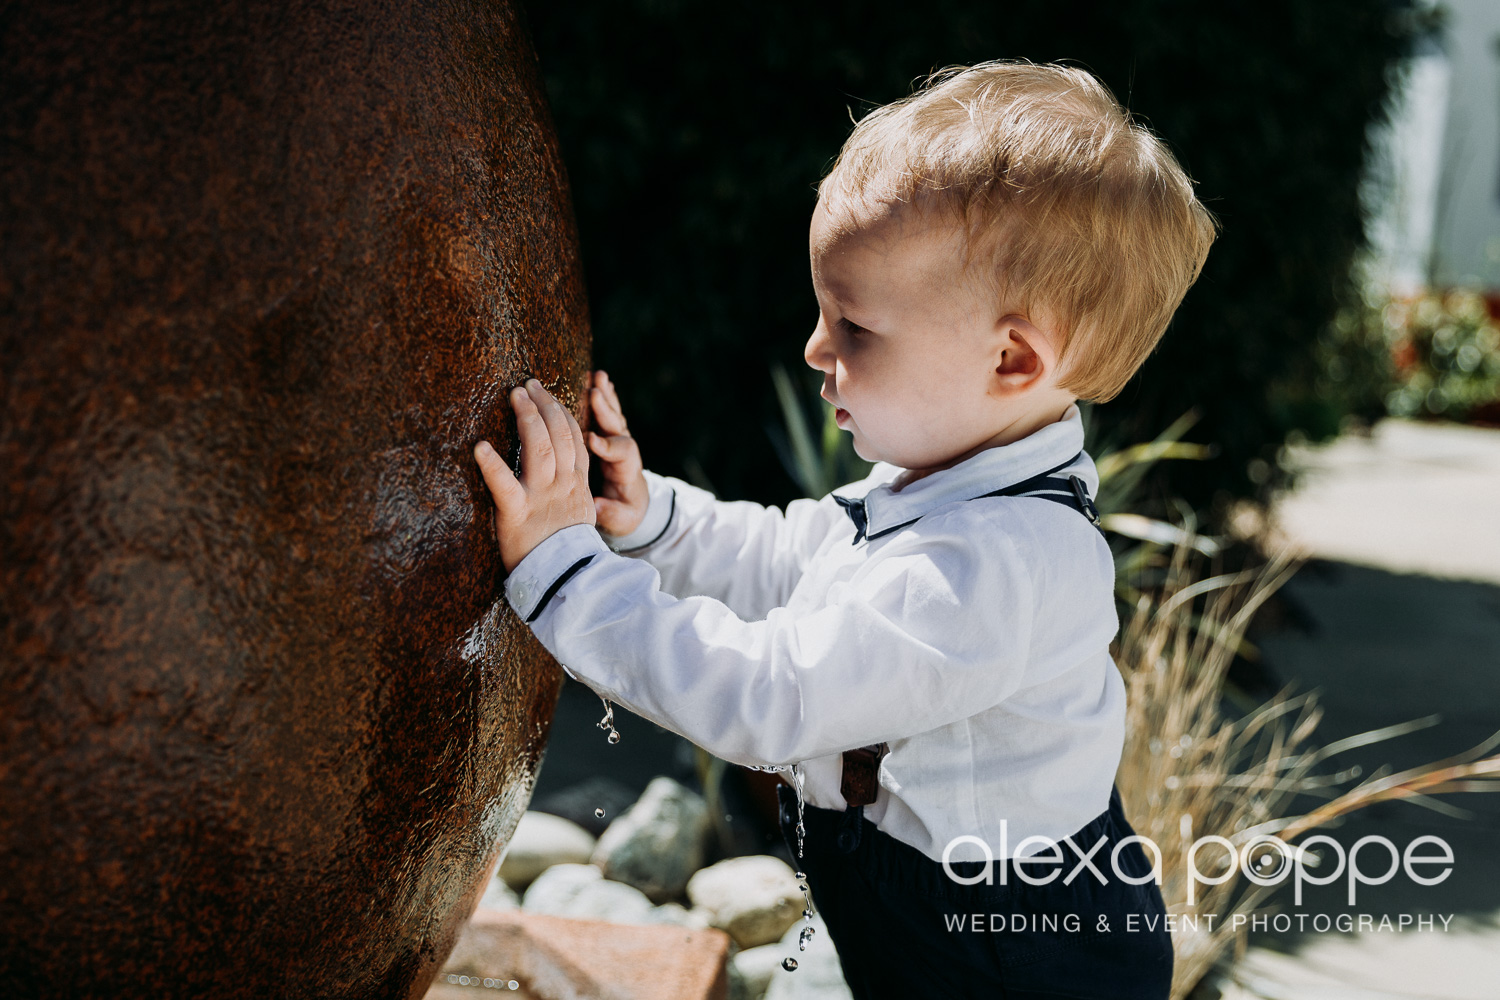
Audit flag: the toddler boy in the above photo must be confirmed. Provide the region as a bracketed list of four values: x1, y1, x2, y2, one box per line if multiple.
[474, 60, 1214, 999]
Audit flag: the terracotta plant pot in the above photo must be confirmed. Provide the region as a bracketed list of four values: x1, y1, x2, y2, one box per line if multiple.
[0, 2, 588, 996]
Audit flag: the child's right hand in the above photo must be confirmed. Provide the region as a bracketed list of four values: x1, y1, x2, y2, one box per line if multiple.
[587, 370, 650, 537]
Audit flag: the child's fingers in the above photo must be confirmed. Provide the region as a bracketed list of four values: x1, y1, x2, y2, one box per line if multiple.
[592, 371, 626, 419]
[527, 380, 576, 475]
[594, 495, 634, 523]
[590, 386, 628, 437]
[474, 439, 523, 509]
[561, 402, 588, 473]
[512, 385, 555, 486]
[600, 376, 626, 421]
[588, 431, 640, 473]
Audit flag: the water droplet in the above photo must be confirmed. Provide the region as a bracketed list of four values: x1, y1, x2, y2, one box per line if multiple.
[797, 884, 808, 893]
[1179, 733, 1194, 748]
[1164, 775, 1181, 790]
[508, 981, 520, 991]
[781, 957, 799, 972]
[803, 908, 814, 921]
[1148, 738, 1163, 755]
[595, 807, 606, 819]
[596, 696, 621, 744]
[794, 871, 806, 880]
[798, 926, 816, 951]
[1168, 745, 1183, 759]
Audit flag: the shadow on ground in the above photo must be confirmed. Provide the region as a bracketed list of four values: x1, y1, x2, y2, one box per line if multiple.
[1245, 558, 1500, 945]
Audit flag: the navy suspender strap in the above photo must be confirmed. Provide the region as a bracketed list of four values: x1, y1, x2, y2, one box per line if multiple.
[834, 449, 1104, 544]
[974, 451, 1104, 532]
[836, 450, 1104, 810]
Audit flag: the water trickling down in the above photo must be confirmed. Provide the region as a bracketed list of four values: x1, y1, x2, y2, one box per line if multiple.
[596, 696, 620, 744]
[743, 762, 816, 972]
[741, 762, 808, 857]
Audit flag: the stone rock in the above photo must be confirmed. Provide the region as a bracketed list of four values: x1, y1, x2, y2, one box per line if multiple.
[732, 943, 787, 1000]
[651, 902, 715, 929]
[521, 862, 658, 926]
[727, 959, 753, 1000]
[764, 914, 851, 1000]
[533, 775, 641, 837]
[478, 876, 520, 912]
[591, 776, 709, 903]
[497, 810, 597, 890]
[687, 855, 804, 949]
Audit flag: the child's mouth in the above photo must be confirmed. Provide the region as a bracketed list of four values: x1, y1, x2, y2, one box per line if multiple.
[835, 407, 850, 427]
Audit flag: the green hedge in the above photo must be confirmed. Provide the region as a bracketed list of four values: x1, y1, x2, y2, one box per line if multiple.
[525, 1, 1420, 516]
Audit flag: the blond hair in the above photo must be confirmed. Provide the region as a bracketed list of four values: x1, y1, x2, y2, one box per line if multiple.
[819, 60, 1218, 403]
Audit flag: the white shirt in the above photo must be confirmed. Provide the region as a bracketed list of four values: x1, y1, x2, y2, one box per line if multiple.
[502, 403, 1125, 863]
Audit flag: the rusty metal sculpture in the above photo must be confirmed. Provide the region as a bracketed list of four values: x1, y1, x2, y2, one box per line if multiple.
[0, 2, 588, 996]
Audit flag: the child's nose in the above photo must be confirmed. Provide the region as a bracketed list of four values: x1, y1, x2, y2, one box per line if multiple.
[804, 319, 836, 373]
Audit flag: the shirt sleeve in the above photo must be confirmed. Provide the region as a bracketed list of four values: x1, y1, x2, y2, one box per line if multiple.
[598, 470, 846, 621]
[503, 515, 1046, 768]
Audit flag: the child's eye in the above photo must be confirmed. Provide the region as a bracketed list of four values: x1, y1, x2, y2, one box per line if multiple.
[838, 317, 867, 335]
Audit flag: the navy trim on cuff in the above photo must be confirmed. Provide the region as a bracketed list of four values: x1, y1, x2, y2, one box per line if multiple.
[615, 488, 676, 554]
[524, 553, 596, 624]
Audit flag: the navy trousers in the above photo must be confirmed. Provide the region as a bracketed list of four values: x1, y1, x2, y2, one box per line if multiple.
[776, 783, 1174, 999]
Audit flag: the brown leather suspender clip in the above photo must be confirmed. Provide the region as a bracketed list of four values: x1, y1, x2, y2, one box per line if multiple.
[839, 742, 889, 807]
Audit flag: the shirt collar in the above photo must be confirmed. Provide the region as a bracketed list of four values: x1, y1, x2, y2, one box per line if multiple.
[832, 403, 1094, 541]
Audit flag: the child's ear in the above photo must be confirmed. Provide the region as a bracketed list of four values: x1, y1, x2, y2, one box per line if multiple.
[991, 316, 1052, 394]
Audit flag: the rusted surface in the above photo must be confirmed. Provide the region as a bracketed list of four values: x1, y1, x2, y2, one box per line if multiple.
[0, 2, 589, 997]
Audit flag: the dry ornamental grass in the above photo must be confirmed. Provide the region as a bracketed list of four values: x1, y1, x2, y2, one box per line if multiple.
[1111, 535, 1500, 998]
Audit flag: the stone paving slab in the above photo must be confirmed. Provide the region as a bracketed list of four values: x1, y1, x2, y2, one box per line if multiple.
[1231, 417, 1500, 999]
[428, 908, 731, 1000]
[1268, 419, 1500, 585]
[1214, 912, 1500, 999]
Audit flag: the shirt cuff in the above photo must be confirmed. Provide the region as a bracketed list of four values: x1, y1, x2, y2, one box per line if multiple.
[599, 470, 677, 553]
[504, 523, 612, 624]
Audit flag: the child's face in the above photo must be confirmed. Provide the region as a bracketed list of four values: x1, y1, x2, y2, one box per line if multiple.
[805, 197, 1070, 474]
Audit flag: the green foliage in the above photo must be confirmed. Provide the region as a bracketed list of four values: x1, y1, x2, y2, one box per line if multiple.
[1299, 279, 1403, 434]
[1296, 281, 1500, 436]
[525, 0, 1422, 519]
[1383, 290, 1500, 421]
[768, 363, 871, 499]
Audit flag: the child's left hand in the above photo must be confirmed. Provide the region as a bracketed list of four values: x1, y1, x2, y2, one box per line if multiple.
[474, 379, 596, 574]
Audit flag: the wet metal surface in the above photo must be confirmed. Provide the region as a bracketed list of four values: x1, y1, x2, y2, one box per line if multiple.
[0, 2, 589, 996]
